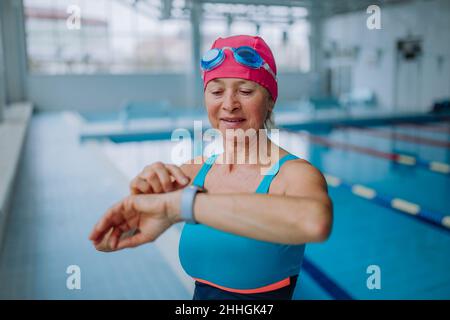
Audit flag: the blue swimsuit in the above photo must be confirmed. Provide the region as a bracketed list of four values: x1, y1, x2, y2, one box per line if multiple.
[179, 153, 305, 297]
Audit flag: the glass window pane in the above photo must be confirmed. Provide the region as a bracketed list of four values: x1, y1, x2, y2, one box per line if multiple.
[24, 1, 308, 74]
[24, 0, 191, 74]
[200, 3, 310, 73]
[202, 20, 227, 53]
[230, 21, 256, 36]
[110, 1, 134, 35]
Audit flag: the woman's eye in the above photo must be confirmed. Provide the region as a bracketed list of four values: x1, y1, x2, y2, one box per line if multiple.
[240, 90, 253, 95]
[211, 91, 223, 95]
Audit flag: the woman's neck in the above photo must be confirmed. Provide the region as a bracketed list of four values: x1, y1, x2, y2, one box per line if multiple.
[220, 133, 280, 173]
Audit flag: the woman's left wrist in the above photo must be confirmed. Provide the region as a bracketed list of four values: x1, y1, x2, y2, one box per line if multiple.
[164, 190, 183, 224]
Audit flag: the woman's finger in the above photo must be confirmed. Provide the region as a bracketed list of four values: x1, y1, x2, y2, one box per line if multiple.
[147, 175, 163, 193]
[165, 164, 190, 187]
[93, 227, 114, 251]
[108, 226, 123, 250]
[110, 222, 137, 250]
[116, 232, 150, 250]
[140, 164, 165, 193]
[89, 201, 125, 243]
[134, 162, 188, 194]
[154, 166, 174, 193]
[130, 177, 152, 194]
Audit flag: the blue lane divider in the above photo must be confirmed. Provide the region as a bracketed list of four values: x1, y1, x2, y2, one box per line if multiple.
[284, 128, 450, 176]
[301, 258, 354, 300]
[324, 174, 450, 234]
[415, 158, 450, 175]
[392, 152, 450, 175]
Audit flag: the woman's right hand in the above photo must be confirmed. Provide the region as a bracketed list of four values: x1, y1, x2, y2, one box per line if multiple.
[129, 162, 190, 195]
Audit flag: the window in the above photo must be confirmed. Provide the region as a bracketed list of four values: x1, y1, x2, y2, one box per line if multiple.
[23, 1, 309, 74]
[201, 3, 310, 73]
[24, 0, 191, 74]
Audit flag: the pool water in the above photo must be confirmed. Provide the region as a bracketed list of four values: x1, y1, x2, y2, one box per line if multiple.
[90, 117, 450, 299]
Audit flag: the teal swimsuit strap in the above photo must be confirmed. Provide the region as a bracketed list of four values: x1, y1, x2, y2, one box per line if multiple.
[192, 153, 299, 191]
[256, 154, 299, 194]
[192, 154, 220, 188]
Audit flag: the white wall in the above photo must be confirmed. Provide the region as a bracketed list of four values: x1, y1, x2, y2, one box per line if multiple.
[322, 0, 450, 112]
[1, 0, 27, 104]
[27, 73, 192, 111]
[0, 12, 5, 121]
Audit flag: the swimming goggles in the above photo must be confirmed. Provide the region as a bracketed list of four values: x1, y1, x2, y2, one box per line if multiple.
[200, 46, 277, 81]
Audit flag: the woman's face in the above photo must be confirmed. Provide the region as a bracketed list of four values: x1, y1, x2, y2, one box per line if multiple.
[204, 78, 273, 135]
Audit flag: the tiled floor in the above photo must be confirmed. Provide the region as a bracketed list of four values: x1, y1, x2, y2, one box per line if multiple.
[0, 112, 191, 299]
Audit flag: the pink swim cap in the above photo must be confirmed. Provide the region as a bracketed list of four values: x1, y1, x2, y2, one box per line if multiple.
[202, 35, 278, 102]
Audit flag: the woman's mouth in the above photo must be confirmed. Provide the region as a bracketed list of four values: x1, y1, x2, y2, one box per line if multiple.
[220, 118, 246, 128]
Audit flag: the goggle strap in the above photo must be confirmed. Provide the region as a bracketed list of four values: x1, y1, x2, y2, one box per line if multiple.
[263, 63, 277, 82]
[201, 46, 277, 82]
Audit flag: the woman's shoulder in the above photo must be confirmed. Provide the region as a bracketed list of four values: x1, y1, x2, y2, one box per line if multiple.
[276, 150, 315, 172]
[277, 155, 328, 190]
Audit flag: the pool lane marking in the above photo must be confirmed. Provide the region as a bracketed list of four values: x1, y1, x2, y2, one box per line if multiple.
[391, 199, 420, 215]
[351, 185, 376, 200]
[429, 162, 450, 174]
[396, 156, 449, 174]
[396, 154, 416, 165]
[342, 126, 450, 149]
[287, 130, 450, 176]
[442, 217, 450, 228]
[324, 173, 450, 233]
[301, 258, 354, 300]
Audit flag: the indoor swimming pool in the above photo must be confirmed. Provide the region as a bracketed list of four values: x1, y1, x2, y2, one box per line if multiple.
[79, 113, 450, 299]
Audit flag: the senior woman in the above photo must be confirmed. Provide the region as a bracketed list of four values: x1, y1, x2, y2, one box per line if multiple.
[89, 35, 333, 300]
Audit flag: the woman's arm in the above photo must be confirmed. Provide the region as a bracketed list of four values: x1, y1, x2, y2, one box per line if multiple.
[90, 160, 332, 250]
[168, 160, 333, 245]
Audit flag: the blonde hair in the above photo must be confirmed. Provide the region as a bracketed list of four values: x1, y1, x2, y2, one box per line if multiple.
[264, 86, 276, 129]
[264, 109, 275, 130]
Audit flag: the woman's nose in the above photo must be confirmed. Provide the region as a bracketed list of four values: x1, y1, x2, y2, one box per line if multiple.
[222, 92, 240, 111]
